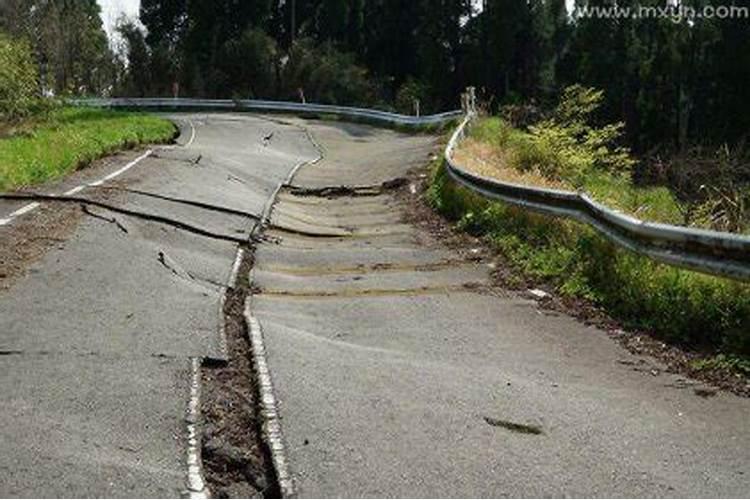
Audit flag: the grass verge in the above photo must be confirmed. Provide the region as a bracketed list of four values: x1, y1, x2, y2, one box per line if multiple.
[427, 160, 750, 365]
[462, 117, 686, 226]
[0, 107, 175, 191]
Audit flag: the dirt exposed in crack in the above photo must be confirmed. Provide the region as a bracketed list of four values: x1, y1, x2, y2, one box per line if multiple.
[92, 186, 261, 220]
[0, 193, 255, 245]
[398, 161, 750, 397]
[200, 247, 280, 499]
[287, 177, 408, 198]
[0, 203, 81, 291]
[0, 182, 132, 291]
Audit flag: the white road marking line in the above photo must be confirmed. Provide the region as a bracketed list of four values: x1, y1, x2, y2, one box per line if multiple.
[0, 149, 153, 227]
[186, 357, 209, 499]
[228, 247, 245, 289]
[0, 202, 41, 226]
[89, 149, 153, 187]
[64, 186, 85, 195]
[9, 202, 40, 218]
[245, 310, 295, 498]
[185, 119, 196, 147]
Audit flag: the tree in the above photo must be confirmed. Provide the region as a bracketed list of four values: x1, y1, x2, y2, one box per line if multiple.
[116, 20, 152, 97]
[0, 33, 39, 120]
[1, 0, 114, 96]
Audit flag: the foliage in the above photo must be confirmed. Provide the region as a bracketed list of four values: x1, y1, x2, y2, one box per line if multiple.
[394, 78, 429, 115]
[0, 0, 115, 96]
[2, 0, 749, 163]
[694, 185, 750, 234]
[691, 354, 750, 376]
[278, 39, 376, 105]
[0, 107, 174, 191]
[465, 111, 685, 227]
[428, 161, 750, 357]
[524, 85, 635, 183]
[116, 21, 153, 97]
[648, 143, 750, 233]
[0, 34, 39, 121]
[220, 29, 278, 99]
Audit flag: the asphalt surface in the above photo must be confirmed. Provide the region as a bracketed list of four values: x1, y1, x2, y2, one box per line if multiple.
[252, 120, 750, 498]
[0, 114, 317, 497]
[1, 114, 749, 498]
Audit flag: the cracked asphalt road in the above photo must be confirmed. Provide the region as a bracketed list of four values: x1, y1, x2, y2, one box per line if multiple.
[252, 119, 750, 498]
[0, 114, 317, 497]
[1, 114, 749, 498]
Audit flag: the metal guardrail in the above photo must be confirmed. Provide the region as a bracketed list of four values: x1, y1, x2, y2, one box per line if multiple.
[72, 98, 463, 127]
[74, 97, 749, 281]
[445, 115, 750, 282]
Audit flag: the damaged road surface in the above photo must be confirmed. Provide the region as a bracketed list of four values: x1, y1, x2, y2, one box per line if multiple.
[2, 114, 749, 498]
[0, 114, 318, 497]
[252, 120, 750, 497]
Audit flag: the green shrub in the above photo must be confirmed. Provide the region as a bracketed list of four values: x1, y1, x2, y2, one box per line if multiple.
[466, 115, 685, 226]
[524, 85, 635, 184]
[0, 34, 40, 121]
[395, 78, 429, 116]
[280, 39, 377, 106]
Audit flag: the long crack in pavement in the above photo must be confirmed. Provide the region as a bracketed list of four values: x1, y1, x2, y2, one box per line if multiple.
[0, 114, 318, 498]
[2, 115, 749, 498]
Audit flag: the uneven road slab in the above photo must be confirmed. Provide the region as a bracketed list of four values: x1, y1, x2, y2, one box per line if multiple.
[0, 113, 318, 497]
[2, 114, 749, 498]
[251, 120, 750, 497]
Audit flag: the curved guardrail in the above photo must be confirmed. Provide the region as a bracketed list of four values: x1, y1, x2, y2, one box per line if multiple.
[74, 97, 749, 281]
[72, 98, 463, 127]
[444, 115, 750, 282]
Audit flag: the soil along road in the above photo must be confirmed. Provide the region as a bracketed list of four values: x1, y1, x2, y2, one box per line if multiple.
[1, 113, 748, 498]
[0, 114, 318, 497]
[251, 119, 750, 497]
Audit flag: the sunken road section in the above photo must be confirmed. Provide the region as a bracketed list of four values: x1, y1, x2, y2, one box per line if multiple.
[0, 114, 317, 497]
[249, 118, 750, 498]
[1, 114, 749, 498]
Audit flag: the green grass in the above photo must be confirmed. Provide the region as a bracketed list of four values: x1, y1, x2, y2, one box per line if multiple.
[691, 354, 750, 376]
[437, 116, 750, 358]
[469, 117, 686, 226]
[428, 160, 750, 358]
[0, 107, 175, 191]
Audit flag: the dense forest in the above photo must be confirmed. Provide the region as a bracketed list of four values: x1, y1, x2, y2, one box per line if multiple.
[2, 1, 749, 156]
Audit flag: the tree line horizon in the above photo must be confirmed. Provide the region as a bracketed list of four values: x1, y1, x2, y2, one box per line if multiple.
[1, 0, 749, 155]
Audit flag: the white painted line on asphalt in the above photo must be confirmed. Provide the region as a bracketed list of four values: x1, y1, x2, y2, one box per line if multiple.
[88, 149, 153, 187]
[0, 202, 40, 227]
[186, 357, 209, 499]
[185, 119, 196, 147]
[64, 185, 85, 195]
[9, 202, 40, 217]
[0, 149, 153, 227]
[245, 308, 296, 498]
[159, 118, 196, 150]
[217, 245, 246, 362]
[228, 247, 245, 289]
